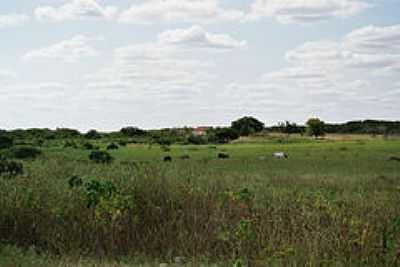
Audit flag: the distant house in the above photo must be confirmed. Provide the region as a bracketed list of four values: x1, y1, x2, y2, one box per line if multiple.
[193, 127, 211, 136]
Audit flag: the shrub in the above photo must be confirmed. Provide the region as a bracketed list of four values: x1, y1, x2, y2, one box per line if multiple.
[89, 151, 113, 164]
[187, 134, 207, 145]
[63, 141, 77, 148]
[7, 146, 41, 159]
[0, 136, 13, 150]
[118, 140, 127, 146]
[218, 152, 230, 159]
[82, 142, 95, 150]
[106, 143, 119, 150]
[0, 156, 23, 177]
[84, 130, 101, 139]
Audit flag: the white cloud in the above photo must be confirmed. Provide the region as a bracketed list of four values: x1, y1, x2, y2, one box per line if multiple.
[344, 24, 400, 53]
[86, 26, 245, 104]
[0, 70, 17, 82]
[118, 0, 244, 24]
[284, 24, 400, 75]
[247, 0, 371, 24]
[158, 25, 247, 50]
[218, 24, 400, 120]
[35, 0, 117, 22]
[23, 35, 101, 63]
[0, 14, 29, 28]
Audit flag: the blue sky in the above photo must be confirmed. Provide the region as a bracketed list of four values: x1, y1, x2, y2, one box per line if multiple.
[1, 0, 399, 131]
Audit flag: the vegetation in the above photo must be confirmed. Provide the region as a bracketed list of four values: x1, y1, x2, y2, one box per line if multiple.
[1, 117, 400, 266]
[231, 116, 264, 136]
[306, 118, 326, 138]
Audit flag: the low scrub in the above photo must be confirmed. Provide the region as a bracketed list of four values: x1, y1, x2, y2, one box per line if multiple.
[6, 146, 41, 159]
[89, 150, 113, 164]
[0, 156, 23, 177]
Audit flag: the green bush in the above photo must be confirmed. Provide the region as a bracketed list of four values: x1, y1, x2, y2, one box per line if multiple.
[89, 150, 113, 164]
[107, 143, 119, 150]
[0, 136, 13, 149]
[0, 156, 23, 177]
[7, 146, 42, 159]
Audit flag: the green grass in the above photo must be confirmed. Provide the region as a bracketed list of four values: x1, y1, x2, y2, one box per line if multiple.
[1, 136, 400, 266]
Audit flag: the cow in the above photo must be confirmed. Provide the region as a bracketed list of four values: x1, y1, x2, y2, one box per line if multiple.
[387, 156, 400, 162]
[164, 156, 172, 162]
[273, 152, 288, 159]
[218, 153, 230, 159]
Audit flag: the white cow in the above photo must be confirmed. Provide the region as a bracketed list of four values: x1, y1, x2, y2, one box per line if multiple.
[273, 152, 288, 159]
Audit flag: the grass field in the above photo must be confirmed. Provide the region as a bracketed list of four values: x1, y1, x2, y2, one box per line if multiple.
[1, 135, 400, 266]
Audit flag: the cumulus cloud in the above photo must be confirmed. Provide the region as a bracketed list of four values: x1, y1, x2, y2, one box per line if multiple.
[343, 24, 400, 53]
[23, 35, 101, 63]
[284, 24, 400, 75]
[218, 24, 400, 122]
[247, 0, 371, 24]
[35, 0, 117, 22]
[0, 14, 29, 28]
[118, 0, 244, 24]
[158, 25, 247, 50]
[86, 26, 245, 104]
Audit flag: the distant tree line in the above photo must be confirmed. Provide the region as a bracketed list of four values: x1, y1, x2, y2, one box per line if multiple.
[1, 119, 399, 147]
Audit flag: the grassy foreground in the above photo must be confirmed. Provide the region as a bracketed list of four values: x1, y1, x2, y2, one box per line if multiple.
[1, 136, 400, 266]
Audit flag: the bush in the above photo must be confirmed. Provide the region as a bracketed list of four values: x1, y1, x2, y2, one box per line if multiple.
[84, 130, 101, 139]
[118, 140, 127, 146]
[63, 141, 77, 148]
[218, 152, 230, 159]
[187, 134, 207, 145]
[7, 146, 41, 159]
[0, 136, 13, 150]
[82, 142, 95, 150]
[106, 143, 119, 150]
[89, 151, 113, 164]
[0, 156, 23, 177]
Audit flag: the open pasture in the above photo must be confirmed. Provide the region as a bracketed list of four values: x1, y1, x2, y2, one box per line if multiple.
[1, 136, 400, 266]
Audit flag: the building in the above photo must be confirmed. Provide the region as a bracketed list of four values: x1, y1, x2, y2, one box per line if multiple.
[192, 127, 211, 136]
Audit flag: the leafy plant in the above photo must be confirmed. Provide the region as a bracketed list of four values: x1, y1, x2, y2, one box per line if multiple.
[7, 146, 41, 159]
[0, 156, 23, 177]
[89, 151, 113, 164]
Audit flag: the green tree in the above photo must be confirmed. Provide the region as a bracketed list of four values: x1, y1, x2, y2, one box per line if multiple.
[231, 116, 264, 137]
[306, 118, 325, 138]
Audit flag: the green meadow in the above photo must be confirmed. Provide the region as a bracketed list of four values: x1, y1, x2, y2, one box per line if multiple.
[1, 135, 400, 266]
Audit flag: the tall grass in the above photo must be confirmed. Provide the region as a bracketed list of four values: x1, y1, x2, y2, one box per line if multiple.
[1, 154, 400, 266]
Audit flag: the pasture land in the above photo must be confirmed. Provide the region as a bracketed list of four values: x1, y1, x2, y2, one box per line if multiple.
[1, 136, 400, 266]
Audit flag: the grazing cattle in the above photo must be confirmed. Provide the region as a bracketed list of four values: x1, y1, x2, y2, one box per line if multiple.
[164, 156, 172, 162]
[218, 153, 230, 159]
[273, 152, 288, 159]
[387, 156, 400, 162]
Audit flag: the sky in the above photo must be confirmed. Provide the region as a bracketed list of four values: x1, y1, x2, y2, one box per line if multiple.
[0, 0, 400, 131]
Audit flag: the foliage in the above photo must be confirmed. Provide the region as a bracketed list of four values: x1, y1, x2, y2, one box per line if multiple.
[82, 142, 95, 150]
[106, 143, 119, 150]
[120, 127, 147, 137]
[85, 130, 101, 139]
[231, 116, 264, 136]
[209, 128, 240, 144]
[0, 156, 23, 177]
[89, 150, 113, 164]
[187, 134, 207, 145]
[0, 135, 13, 149]
[6, 146, 42, 159]
[306, 118, 326, 138]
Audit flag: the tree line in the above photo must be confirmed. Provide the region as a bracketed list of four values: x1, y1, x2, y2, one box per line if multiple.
[1, 118, 399, 147]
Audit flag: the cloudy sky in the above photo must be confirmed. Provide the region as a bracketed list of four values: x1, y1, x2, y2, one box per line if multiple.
[1, 0, 399, 131]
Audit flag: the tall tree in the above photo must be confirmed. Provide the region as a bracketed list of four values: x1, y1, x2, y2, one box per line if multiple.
[306, 118, 325, 138]
[231, 116, 264, 136]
